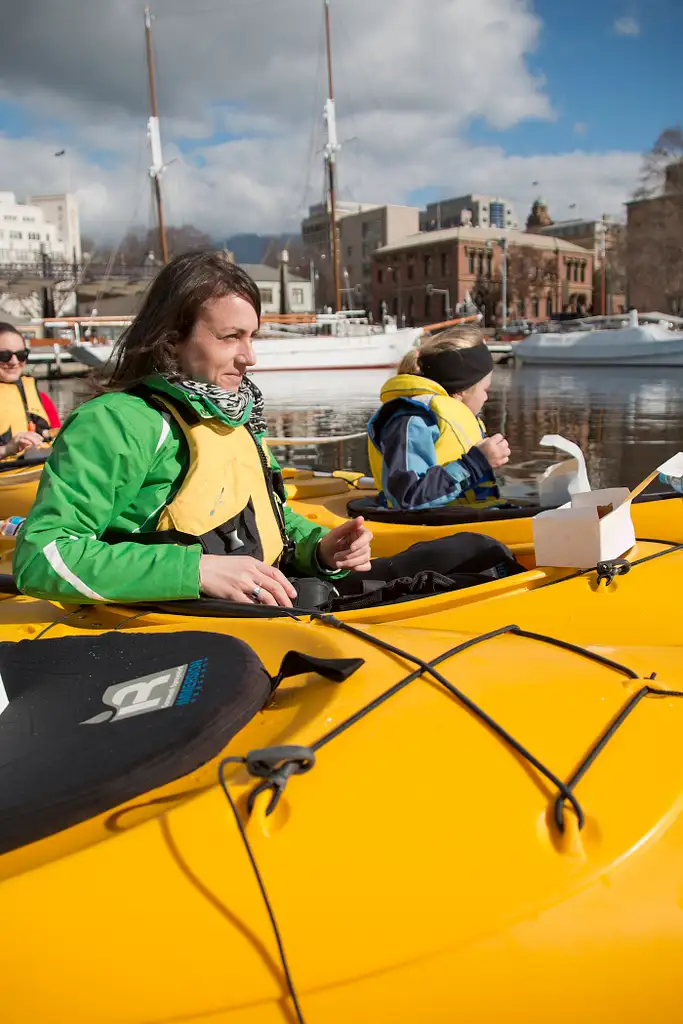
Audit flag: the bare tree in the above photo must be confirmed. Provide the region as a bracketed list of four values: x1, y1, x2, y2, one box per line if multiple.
[635, 125, 683, 199]
[506, 246, 558, 317]
[471, 275, 501, 325]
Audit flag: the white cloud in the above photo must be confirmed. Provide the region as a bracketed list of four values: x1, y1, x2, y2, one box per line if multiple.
[614, 15, 641, 36]
[573, 121, 587, 135]
[0, 0, 641, 239]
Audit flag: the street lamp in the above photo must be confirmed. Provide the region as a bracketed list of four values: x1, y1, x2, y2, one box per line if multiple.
[597, 215, 608, 315]
[426, 283, 451, 320]
[490, 237, 508, 329]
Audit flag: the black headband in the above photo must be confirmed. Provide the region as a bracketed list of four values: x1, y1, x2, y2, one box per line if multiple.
[418, 343, 493, 393]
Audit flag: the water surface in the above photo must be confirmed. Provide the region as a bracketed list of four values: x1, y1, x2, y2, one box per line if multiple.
[47, 364, 683, 494]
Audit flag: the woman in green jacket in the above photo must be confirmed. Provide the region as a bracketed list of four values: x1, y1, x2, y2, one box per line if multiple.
[13, 252, 373, 607]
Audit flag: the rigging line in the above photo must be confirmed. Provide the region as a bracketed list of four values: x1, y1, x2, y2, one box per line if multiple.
[304, 619, 585, 827]
[218, 757, 307, 1024]
[88, 133, 149, 314]
[298, 617, 643, 827]
[31, 607, 84, 642]
[297, 16, 328, 220]
[553, 680, 683, 831]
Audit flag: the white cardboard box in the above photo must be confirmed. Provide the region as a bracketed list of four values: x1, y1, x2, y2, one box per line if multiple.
[533, 437, 683, 569]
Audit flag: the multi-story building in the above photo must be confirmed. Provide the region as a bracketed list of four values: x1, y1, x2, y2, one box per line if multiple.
[301, 200, 377, 307]
[0, 192, 78, 266]
[28, 193, 82, 263]
[301, 200, 377, 258]
[532, 214, 626, 314]
[372, 226, 594, 326]
[420, 194, 518, 232]
[0, 191, 82, 318]
[627, 161, 683, 314]
[339, 205, 419, 307]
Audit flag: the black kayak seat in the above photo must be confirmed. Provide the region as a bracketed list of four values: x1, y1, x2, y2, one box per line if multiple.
[0, 631, 271, 855]
[347, 489, 679, 527]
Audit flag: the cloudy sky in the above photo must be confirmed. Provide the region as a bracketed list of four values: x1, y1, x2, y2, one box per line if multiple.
[0, 0, 680, 240]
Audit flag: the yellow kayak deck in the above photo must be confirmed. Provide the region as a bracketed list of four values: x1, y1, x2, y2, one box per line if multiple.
[1, 534, 683, 1021]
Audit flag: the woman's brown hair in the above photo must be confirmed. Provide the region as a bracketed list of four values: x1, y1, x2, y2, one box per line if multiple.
[97, 250, 261, 392]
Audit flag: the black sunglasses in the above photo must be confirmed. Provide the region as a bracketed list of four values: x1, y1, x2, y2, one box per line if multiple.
[0, 349, 30, 364]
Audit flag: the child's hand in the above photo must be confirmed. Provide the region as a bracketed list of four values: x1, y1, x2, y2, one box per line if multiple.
[477, 433, 510, 469]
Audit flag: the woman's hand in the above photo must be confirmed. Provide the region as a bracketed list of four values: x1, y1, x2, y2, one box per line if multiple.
[477, 433, 510, 469]
[199, 555, 298, 607]
[1, 431, 45, 459]
[317, 516, 373, 572]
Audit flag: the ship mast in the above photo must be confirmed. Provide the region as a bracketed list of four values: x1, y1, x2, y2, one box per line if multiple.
[323, 0, 342, 312]
[144, 5, 168, 264]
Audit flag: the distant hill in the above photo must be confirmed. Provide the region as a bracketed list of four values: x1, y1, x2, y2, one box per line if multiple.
[221, 233, 301, 265]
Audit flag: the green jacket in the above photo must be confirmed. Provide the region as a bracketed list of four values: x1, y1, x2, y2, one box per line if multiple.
[13, 375, 339, 604]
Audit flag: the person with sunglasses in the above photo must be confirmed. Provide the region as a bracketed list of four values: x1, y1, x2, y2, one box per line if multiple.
[0, 323, 61, 460]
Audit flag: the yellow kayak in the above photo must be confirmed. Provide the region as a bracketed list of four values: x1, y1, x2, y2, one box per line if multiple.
[0, 448, 50, 519]
[1, 526, 683, 1022]
[285, 469, 683, 555]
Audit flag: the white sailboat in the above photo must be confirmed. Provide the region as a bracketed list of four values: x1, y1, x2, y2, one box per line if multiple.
[515, 310, 683, 367]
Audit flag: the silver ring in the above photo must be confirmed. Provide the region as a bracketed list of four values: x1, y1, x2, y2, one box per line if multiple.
[251, 585, 263, 601]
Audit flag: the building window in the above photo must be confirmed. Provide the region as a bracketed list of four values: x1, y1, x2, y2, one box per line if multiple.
[362, 221, 370, 238]
[580, 262, 586, 283]
[392, 267, 399, 283]
[27, 232, 41, 241]
[547, 296, 553, 317]
[532, 297, 540, 318]
[424, 254, 432, 277]
[477, 251, 484, 276]
[259, 288, 273, 304]
[440, 252, 449, 276]
[3, 215, 17, 221]
[22, 216, 35, 222]
[347, 246, 353, 258]
[566, 260, 572, 282]
[468, 250, 475, 275]
[425, 294, 431, 319]
[490, 201, 505, 228]
[407, 262, 414, 281]
[9, 231, 22, 240]
[486, 252, 493, 278]
[291, 287, 304, 305]
[377, 268, 383, 284]
[392, 297, 399, 318]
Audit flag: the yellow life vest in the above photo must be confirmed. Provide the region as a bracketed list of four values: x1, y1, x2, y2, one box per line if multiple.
[154, 396, 285, 567]
[0, 376, 53, 441]
[368, 374, 500, 507]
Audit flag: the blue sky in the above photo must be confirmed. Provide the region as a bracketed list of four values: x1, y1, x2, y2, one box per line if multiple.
[476, 0, 683, 157]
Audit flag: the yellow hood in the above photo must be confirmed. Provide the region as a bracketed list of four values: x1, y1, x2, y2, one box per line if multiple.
[379, 373, 450, 405]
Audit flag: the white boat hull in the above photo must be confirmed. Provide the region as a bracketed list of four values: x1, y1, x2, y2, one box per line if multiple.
[516, 325, 683, 367]
[71, 327, 422, 373]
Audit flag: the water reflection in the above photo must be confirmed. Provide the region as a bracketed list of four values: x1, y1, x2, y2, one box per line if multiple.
[45, 364, 683, 493]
